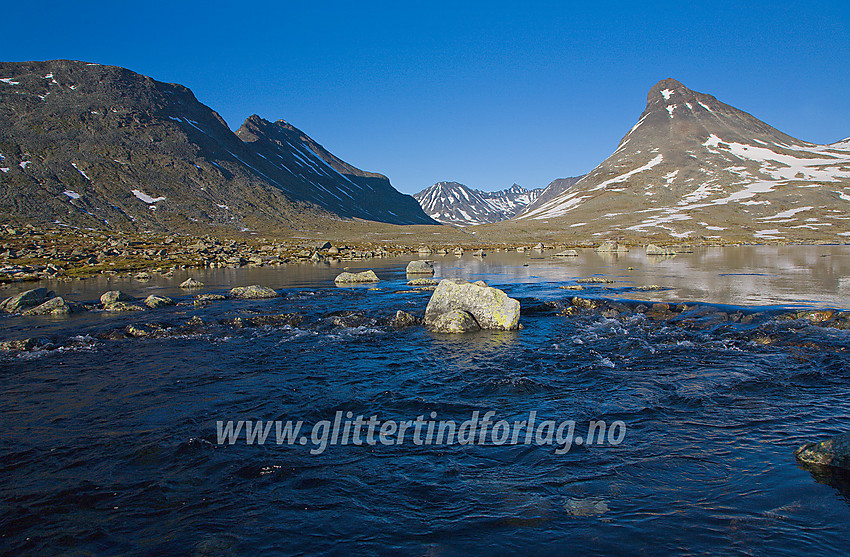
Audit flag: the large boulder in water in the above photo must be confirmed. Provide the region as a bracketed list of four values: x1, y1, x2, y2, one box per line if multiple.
[406, 260, 434, 275]
[646, 244, 677, 256]
[101, 290, 134, 306]
[795, 432, 850, 471]
[0, 288, 51, 313]
[334, 270, 379, 284]
[229, 285, 279, 299]
[424, 279, 520, 331]
[23, 296, 72, 316]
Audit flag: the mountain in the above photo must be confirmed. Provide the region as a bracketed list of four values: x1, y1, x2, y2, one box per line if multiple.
[519, 175, 584, 216]
[414, 182, 540, 226]
[0, 60, 435, 232]
[516, 78, 850, 242]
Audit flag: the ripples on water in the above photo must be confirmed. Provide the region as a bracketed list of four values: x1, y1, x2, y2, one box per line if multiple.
[2, 250, 850, 555]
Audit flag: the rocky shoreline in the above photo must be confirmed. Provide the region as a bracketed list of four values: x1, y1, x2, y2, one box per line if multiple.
[1, 224, 846, 287]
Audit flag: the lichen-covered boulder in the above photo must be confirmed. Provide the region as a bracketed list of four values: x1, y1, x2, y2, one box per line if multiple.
[334, 270, 379, 284]
[645, 244, 677, 256]
[795, 433, 850, 471]
[229, 285, 279, 299]
[144, 294, 175, 308]
[23, 296, 71, 316]
[429, 309, 481, 333]
[1, 288, 51, 313]
[101, 290, 134, 306]
[424, 279, 520, 331]
[406, 260, 435, 275]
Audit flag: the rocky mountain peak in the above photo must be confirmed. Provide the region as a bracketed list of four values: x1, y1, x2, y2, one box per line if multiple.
[516, 78, 850, 243]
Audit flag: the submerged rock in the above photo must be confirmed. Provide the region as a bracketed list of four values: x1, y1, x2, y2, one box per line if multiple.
[406, 260, 435, 275]
[144, 294, 175, 309]
[0, 337, 49, 351]
[334, 270, 379, 284]
[553, 249, 579, 257]
[229, 285, 279, 299]
[424, 279, 520, 331]
[194, 293, 227, 306]
[429, 309, 481, 333]
[1, 288, 51, 313]
[104, 301, 146, 312]
[795, 433, 850, 471]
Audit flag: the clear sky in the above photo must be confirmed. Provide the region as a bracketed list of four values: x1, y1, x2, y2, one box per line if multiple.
[2, 0, 848, 194]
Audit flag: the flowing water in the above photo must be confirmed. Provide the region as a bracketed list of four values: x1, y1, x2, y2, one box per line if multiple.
[1, 246, 850, 555]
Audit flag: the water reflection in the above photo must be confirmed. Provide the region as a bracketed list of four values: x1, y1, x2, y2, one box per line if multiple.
[2, 245, 849, 309]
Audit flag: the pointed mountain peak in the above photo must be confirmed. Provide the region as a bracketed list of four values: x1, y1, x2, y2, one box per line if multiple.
[646, 78, 706, 108]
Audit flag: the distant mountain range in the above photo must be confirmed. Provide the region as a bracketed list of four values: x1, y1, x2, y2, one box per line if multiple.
[0, 60, 435, 232]
[414, 182, 541, 225]
[515, 78, 850, 242]
[414, 178, 586, 226]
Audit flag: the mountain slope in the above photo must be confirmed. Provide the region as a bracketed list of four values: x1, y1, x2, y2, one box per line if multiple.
[519, 175, 584, 216]
[414, 181, 540, 225]
[516, 78, 850, 242]
[0, 60, 435, 232]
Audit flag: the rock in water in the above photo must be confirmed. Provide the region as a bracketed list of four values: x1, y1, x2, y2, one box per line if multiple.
[1, 288, 51, 313]
[391, 310, 419, 328]
[23, 296, 71, 316]
[334, 270, 380, 284]
[645, 244, 677, 256]
[596, 240, 627, 253]
[553, 249, 579, 257]
[144, 294, 175, 308]
[229, 285, 279, 299]
[100, 290, 134, 306]
[795, 433, 850, 471]
[406, 260, 435, 275]
[407, 278, 440, 286]
[104, 302, 146, 312]
[180, 278, 204, 289]
[429, 309, 481, 333]
[424, 279, 520, 331]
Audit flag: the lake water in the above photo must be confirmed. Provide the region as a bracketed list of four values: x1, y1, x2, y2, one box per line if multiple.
[1, 246, 849, 555]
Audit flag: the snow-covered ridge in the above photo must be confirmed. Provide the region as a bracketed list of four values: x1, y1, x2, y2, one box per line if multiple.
[414, 182, 541, 226]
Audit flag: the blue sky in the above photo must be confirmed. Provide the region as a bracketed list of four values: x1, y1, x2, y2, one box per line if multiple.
[2, 1, 848, 193]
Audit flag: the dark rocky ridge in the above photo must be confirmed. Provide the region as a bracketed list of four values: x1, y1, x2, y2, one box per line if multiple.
[0, 60, 435, 233]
